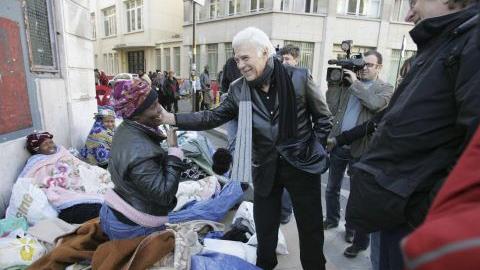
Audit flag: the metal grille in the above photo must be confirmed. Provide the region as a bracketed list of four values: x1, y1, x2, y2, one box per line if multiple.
[285, 40, 314, 70]
[25, 0, 54, 68]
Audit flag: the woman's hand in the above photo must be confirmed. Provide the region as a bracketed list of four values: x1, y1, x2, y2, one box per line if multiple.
[163, 125, 178, 147]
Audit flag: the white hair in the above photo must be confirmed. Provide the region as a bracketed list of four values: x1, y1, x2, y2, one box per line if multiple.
[232, 27, 276, 57]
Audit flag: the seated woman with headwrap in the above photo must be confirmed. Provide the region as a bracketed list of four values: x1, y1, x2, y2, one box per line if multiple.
[100, 78, 185, 240]
[80, 106, 115, 169]
[14, 132, 112, 223]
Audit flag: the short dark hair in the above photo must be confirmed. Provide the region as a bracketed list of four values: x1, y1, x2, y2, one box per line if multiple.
[364, 50, 383, 65]
[280, 44, 300, 59]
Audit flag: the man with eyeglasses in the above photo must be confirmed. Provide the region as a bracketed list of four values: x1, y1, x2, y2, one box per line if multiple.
[324, 50, 394, 258]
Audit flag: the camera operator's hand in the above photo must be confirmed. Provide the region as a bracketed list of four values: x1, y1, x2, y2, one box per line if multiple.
[343, 69, 358, 84]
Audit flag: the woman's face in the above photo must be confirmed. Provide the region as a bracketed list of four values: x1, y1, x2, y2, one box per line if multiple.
[38, 138, 57, 155]
[135, 101, 165, 128]
[102, 115, 116, 130]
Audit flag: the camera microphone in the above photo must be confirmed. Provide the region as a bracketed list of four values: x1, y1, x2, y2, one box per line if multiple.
[328, 59, 338, 65]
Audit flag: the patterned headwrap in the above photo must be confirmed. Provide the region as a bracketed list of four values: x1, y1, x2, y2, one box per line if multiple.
[112, 79, 158, 119]
[94, 106, 116, 120]
[26, 132, 53, 154]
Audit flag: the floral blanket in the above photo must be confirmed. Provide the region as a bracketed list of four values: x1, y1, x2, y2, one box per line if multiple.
[19, 146, 112, 210]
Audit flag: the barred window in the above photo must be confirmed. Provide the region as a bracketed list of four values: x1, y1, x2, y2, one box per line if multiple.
[103, 6, 116, 37]
[24, 0, 57, 72]
[284, 41, 315, 71]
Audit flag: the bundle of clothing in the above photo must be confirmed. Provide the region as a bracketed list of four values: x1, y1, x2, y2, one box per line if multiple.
[8, 145, 112, 224]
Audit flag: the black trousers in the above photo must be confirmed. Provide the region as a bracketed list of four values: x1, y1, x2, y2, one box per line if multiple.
[254, 158, 326, 270]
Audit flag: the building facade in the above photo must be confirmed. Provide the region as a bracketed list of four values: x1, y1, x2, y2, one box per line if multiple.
[90, 0, 184, 76]
[182, 0, 416, 90]
[0, 0, 97, 216]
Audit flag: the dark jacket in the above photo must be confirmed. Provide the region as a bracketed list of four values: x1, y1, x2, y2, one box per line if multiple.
[163, 77, 179, 102]
[355, 7, 480, 199]
[108, 120, 184, 216]
[175, 65, 332, 196]
[221, 57, 242, 93]
[335, 110, 385, 147]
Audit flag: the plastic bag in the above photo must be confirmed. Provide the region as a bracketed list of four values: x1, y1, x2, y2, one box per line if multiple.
[233, 201, 289, 255]
[191, 251, 261, 270]
[169, 180, 243, 223]
[6, 178, 58, 225]
[0, 217, 28, 237]
[203, 238, 257, 264]
[0, 234, 46, 268]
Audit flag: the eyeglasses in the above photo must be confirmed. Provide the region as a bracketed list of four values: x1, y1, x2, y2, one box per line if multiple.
[365, 63, 379, 68]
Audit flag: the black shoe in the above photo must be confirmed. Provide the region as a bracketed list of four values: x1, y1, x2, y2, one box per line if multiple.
[343, 245, 367, 258]
[323, 220, 338, 230]
[344, 230, 354, 243]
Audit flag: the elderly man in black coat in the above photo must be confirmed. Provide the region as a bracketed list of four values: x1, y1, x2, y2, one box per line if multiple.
[160, 27, 332, 270]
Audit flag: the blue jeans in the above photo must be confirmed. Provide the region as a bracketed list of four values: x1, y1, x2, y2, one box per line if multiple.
[326, 146, 370, 249]
[99, 203, 165, 240]
[378, 225, 411, 270]
[281, 189, 293, 221]
[325, 146, 353, 225]
[370, 232, 381, 270]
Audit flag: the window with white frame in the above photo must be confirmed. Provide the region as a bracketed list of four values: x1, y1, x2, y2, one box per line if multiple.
[387, 49, 416, 85]
[155, 49, 162, 70]
[225, 43, 233, 58]
[251, 0, 265, 12]
[209, 0, 220, 19]
[91, 13, 96, 39]
[228, 0, 241, 15]
[113, 53, 119, 74]
[24, 0, 58, 71]
[103, 6, 116, 37]
[337, 0, 382, 18]
[207, 44, 218, 78]
[126, 0, 143, 32]
[165, 48, 171, 71]
[284, 41, 315, 70]
[174, 47, 181, 76]
[391, 0, 410, 22]
[281, 0, 327, 14]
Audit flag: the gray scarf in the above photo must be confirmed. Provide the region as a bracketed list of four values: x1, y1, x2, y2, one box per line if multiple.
[230, 79, 253, 184]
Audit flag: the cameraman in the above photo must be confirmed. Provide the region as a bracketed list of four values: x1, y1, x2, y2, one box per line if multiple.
[324, 50, 394, 258]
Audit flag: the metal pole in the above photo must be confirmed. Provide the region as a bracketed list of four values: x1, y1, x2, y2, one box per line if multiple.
[191, 1, 197, 112]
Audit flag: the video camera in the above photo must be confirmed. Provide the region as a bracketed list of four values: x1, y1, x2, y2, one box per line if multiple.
[326, 40, 365, 85]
